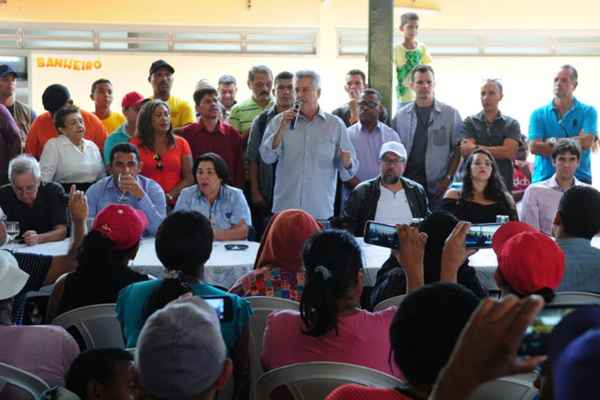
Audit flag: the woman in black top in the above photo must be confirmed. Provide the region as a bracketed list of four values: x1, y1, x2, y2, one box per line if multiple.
[45, 204, 149, 322]
[443, 148, 517, 223]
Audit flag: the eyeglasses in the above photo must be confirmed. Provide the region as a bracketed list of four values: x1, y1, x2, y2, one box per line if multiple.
[381, 157, 405, 165]
[12, 184, 37, 194]
[358, 100, 379, 109]
[153, 153, 163, 171]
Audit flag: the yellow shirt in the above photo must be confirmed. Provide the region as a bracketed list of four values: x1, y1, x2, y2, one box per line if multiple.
[100, 112, 126, 135]
[394, 42, 433, 103]
[164, 96, 195, 129]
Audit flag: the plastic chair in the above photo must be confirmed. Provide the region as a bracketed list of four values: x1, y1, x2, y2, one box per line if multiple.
[552, 291, 600, 305]
[373, 294, 406, 312]
[468, 376, 538, 400]
[0, 362, 49, 400]
[256, 361, 405, 400]
[52, 303, 124, 350]
[246, 296, 300, 400]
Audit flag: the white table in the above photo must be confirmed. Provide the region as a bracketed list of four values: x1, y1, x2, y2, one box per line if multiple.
[7, 237, 502, 289]
[358, 238, 498, 289]
[6, 238, 261, 289]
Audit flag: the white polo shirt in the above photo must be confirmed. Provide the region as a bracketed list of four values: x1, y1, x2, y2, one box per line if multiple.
[374, 185, 413, 225]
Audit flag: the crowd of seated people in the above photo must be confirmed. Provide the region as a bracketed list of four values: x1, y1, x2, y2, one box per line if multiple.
[1, 48, 600, 400]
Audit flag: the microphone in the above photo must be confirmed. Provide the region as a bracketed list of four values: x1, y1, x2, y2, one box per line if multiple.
[289, 100, 302, 130]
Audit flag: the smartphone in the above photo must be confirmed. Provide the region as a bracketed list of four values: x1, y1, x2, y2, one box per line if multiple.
[364, 221, 399, 249]
[518, 304, 583, 356]
[225, 244, 249, 251]
[204, 296, 234, 322]
[464, 223, 502, 248]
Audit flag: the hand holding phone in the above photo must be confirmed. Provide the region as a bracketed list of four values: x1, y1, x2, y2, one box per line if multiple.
[465, 223, 502, 248]
[203, 296, 234, 322]
[364, 221, 399, 249]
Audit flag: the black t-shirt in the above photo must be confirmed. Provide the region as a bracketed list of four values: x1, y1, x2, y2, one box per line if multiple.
[9, 251, 53, 324]
[405, 105, 433, 189]
[58, 268, 149, 316]
[0, 181, 67, 235]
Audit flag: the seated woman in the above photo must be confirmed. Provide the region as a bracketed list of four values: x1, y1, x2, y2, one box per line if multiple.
[46, 203, 149, 322]
[0, 251, 79, 388]
[443, 148, 517, 223]
[370, 211, 486, 308]
[512, 135, 532, 204]
[229, 209, 321, 301]
[261, 230, 398, 377]
[116, 211, 251, 396]
[40, 106, 105, 192]
[131, 100, 194, 207]
[493, 221, 564, 303]
[175, 152, 251, 241]
[326, 283, 480, 400]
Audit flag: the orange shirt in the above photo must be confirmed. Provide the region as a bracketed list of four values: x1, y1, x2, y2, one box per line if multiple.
[25, 110, 108, 159]
[131, 135, 192, 197]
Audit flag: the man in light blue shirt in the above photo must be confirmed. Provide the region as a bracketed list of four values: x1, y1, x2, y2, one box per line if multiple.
[528, 64, 597, 184]
[554, 186, 600, 293]
[260, 70, 358, 220]
[86, 143, 166, 235]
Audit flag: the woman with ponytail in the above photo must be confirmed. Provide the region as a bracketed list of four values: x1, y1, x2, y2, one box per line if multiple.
[261, 229, 398, 377]
[46, 203, 148, 322]
[116, 210, 251, 397]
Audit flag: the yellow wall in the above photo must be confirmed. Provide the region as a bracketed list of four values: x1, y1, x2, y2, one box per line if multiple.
[1, 0, 598, 29]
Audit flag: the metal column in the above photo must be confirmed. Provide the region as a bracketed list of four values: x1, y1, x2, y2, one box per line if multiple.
[368, 0, 394, 115]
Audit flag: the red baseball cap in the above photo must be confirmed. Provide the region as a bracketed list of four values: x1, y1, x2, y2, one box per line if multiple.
[492, 221, 565, 295]
[92, 204, 148, 250]
[121, 91, 145, 109]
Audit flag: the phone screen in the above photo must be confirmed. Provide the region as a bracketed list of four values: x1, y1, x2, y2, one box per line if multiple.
[363, 221, 399, 249]
[464, 223, 502, 248]
[204, 296, 234, 322]
[518, 305, 581, 356]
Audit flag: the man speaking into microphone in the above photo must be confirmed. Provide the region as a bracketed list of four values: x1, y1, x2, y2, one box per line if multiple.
[260, 70, 358, 220]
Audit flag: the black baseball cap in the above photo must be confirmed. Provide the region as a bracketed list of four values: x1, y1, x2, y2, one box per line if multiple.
[0, 65, 17, 79]
[149, 59, 175, 77]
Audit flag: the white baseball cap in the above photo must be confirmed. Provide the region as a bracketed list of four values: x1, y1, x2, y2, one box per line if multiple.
[0, 250, 28, 301]
[379, 141, 407, 160]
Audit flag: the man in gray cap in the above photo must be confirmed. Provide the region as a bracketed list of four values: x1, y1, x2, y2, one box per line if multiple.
[344, 141, 430, 236]
[135, 296, 233, 400]
[0, 64, 36, 144]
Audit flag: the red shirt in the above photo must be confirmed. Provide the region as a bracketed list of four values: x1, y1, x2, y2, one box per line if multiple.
[25, 110, 107, 159]
[180, 120, 244, 188]
[131, 135, 191, 198]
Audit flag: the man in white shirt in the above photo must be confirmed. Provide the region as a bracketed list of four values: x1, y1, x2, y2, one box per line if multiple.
[520, 138, 587, 234]
[344, 141, 430, 236]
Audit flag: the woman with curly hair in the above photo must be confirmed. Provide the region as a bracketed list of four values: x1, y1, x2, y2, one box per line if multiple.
[442, 147, 517, 223]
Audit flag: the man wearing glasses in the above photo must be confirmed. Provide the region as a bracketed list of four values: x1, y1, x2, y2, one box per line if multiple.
[0, 155, 67, 246]
[341, 89, 400, 208]
[343, 141, 430, 236]
[460, 79, 521, 191]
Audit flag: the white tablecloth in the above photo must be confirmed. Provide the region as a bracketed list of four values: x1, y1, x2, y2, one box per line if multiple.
[6, 238, 260, 289]
[357, 238, 498, 289]
[6, 237, 502, 289]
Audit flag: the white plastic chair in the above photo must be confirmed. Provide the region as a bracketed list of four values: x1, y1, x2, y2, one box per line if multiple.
[52, 303, 124, 350]
[468, 376, 538, 400]
[552, 291, 600, 305]
[256, 361, 405, 400]
[246, 296, 300, 400]
[373, 294, 406, 312]
[0, 362, 49, 400]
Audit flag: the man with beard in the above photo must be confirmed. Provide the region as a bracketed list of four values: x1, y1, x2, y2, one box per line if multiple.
[228, 65, 273, 142]
[343, 141, 430, 236]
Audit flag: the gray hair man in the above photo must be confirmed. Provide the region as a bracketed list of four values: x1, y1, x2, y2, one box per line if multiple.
[260, 70, 359, 219]
[0, 154, 67, 245]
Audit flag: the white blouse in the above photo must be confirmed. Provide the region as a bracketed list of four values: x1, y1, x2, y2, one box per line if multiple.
[40, 135, 105, 184]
